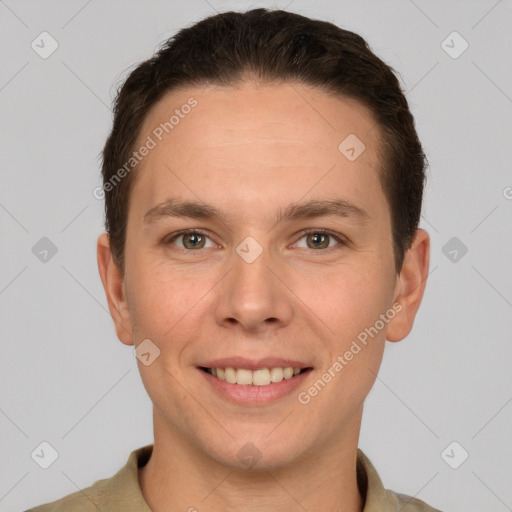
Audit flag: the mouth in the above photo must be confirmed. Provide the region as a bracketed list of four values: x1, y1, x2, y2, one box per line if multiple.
[198, 366, 313, 387]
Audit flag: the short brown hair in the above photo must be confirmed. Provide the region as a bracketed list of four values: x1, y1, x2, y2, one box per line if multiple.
[101, 8, 427, 273]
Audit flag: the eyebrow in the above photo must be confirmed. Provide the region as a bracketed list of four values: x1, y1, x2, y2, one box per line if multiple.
[143, 198, 370, 225]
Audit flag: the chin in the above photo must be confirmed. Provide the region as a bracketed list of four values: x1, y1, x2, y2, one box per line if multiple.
[199, 429, 310, 472]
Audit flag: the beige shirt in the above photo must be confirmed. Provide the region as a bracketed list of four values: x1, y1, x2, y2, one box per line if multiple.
[26, 444, 442, 511]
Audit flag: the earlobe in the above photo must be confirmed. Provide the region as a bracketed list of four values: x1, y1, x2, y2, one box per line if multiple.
[96, 233, 134, 346]
[387, 229, 430, 342]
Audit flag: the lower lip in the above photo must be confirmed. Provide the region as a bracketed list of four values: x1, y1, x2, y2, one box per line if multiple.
[198, 368, 313, 406]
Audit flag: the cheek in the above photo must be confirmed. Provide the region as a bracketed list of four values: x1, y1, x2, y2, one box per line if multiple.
[294, 259, 395, 344]
[126, 260, 211, 345]
[125, 265, 208, 415]
[296, 280, 389, 431]
[292, 259, 393, 406]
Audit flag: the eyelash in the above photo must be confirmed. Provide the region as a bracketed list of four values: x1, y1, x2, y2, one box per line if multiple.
[164, 228, 347, 253]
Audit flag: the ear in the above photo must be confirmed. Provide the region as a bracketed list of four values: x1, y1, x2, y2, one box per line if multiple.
[387, 229, 430, 342]
[97, 233, 134, 346]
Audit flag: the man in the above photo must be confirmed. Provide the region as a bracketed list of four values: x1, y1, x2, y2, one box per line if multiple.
[27, 8, 441, 512]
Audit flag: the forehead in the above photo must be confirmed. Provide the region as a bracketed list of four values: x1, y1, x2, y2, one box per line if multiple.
[139, 80, 380, 155]
[129, 81, 386, 224]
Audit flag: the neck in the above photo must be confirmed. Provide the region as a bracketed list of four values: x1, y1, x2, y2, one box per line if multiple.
[139, 409, 364, 512]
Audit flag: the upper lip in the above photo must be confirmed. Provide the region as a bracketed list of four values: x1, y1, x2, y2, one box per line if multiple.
[198, 357, 312, 371]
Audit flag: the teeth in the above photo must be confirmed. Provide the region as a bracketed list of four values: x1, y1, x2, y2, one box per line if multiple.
[270, 367, 283, 383]
[253, 368, 271, 386]
[283, 367, 294, 379]
[225, 367, 236, 384]
[207, 366, 304, 386]
[236, 368, 253, 385]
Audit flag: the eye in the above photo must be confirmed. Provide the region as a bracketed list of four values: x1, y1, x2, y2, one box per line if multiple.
[165, 230, 216, 250]
[294, 229, 345, 250]
[164, 229, 346, 252]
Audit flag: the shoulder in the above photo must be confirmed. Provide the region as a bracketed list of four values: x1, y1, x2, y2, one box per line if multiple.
[23, 475, 111, 512]
[356, 448, 444, 512]
[386, 489, 444, 511]
[24, 444, 153, 512]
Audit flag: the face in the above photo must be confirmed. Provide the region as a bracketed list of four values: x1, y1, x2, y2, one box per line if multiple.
[99, 81, 427, 470]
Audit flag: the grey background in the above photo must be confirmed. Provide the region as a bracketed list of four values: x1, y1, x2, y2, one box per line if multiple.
[1, 1, 511, 511]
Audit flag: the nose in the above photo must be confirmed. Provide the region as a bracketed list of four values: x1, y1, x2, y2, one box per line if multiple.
[214, 243, 294, 334]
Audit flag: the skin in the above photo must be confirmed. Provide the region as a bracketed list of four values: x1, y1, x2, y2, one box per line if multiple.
[97, 80, 429, 512]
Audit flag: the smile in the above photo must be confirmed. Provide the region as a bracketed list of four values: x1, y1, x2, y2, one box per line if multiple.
[199, 366, 311, 386]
